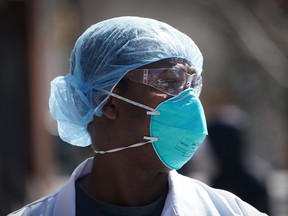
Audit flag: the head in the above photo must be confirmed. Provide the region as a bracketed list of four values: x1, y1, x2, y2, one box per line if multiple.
[87, 58, 197, 172]
[49, 16, 204, 148]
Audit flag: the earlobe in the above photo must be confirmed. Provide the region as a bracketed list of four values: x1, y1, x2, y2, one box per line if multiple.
[102, 98, 118, 120]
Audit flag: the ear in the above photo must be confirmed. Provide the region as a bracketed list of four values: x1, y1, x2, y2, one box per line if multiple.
[101, 97, 118, 120]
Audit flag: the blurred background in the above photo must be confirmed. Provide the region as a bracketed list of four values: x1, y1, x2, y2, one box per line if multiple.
[0, 0, 287, 215]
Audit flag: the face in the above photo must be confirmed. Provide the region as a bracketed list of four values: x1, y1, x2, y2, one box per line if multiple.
[108, 58, 193, 172]
[89, 58, 195, 173]
[113, 59, 193, 140]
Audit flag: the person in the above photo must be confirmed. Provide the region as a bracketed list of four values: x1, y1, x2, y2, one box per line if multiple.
[208, 105, 270, 214]
[9, 16, 268, 216]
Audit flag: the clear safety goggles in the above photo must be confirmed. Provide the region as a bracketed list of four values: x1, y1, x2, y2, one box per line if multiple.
[126, 68, 202, 97]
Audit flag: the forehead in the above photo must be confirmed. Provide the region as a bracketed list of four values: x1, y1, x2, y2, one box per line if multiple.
[137, 58, 191, 69]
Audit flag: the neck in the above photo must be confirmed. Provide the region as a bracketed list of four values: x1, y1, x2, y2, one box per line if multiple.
[80, 155, 169, 206]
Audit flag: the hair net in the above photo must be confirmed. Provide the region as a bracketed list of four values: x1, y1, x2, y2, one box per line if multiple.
[49, 16, 203, 147]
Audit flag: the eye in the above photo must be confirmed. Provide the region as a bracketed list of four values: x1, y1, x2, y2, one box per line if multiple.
[154, 70, 185, 90]
[155, 78, 180, 89]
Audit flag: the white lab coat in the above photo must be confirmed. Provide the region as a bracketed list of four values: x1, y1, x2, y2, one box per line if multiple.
[9, 158, 267, 216]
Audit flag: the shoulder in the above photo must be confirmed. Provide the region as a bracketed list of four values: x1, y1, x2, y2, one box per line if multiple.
[8, 158, 93, 216]
[168, 171, 268, 215]
[7, 192, 58, 216]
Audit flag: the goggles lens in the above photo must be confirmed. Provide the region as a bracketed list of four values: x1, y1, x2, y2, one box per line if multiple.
[126, 68, 202, 96]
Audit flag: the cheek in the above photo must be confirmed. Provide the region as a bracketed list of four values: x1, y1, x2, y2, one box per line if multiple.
[133, 110, 151, 137]
[147, 86, 171, 108]
[117, 102, 151, 141]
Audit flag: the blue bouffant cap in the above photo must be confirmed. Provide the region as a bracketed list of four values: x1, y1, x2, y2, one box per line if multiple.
[49, 16, 203, 146]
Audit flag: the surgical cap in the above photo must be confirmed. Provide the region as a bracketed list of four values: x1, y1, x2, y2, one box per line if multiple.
[49, 16, 203, 147]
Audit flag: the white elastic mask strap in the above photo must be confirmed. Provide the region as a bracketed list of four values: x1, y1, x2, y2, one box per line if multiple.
[94, 136, 158, 154]
[108, 92, 160, 115]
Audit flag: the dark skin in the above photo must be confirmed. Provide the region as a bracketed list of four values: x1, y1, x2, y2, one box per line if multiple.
[80, 59, 194, 206]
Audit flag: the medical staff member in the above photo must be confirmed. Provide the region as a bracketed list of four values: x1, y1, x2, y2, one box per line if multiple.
[9, 16, 268, 216]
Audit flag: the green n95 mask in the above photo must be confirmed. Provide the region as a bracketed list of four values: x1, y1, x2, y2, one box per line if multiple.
[94, 89, 208, 170]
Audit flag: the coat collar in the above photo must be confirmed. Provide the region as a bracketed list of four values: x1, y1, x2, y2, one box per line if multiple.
[53, 157, 93, 215]
[53, 157, 198, 216]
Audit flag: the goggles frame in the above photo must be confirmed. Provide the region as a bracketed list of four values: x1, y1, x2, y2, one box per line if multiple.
[126, 67, 202, 97]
